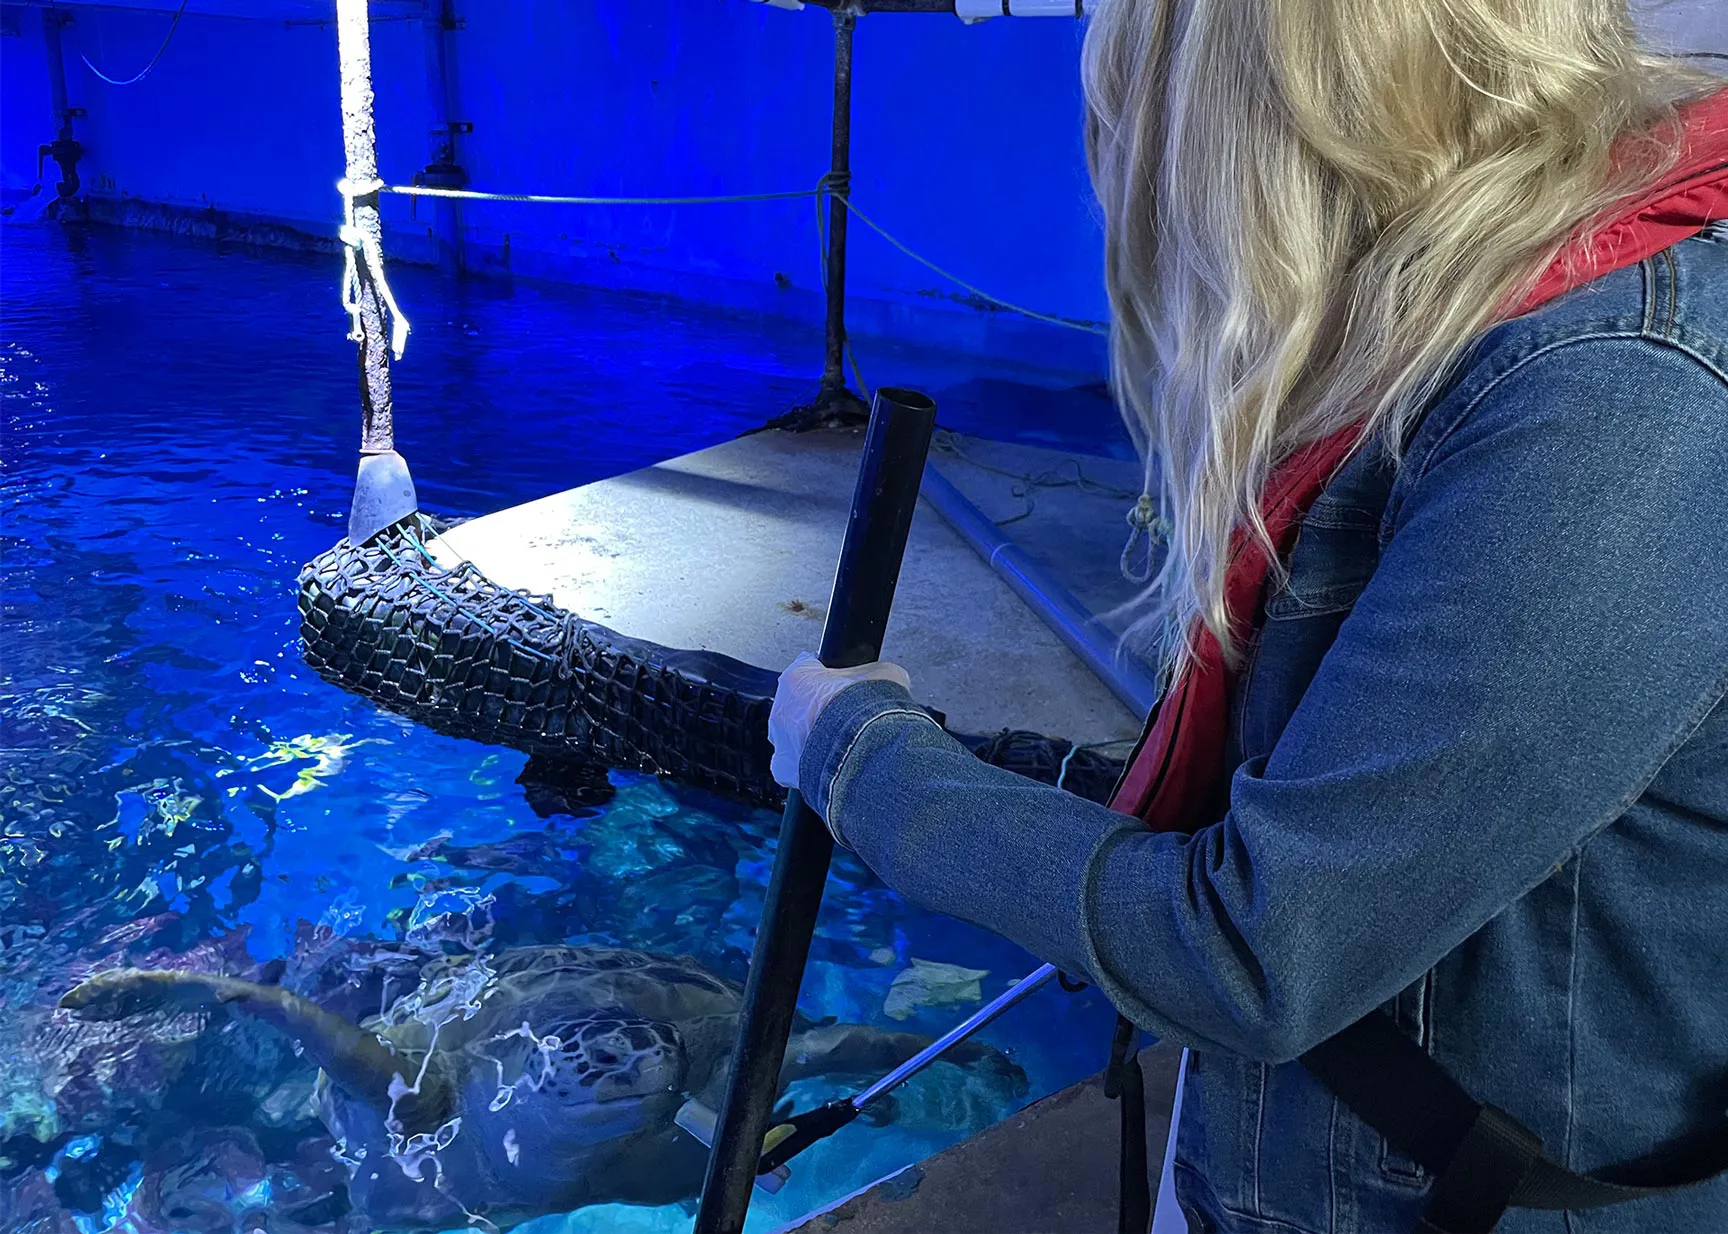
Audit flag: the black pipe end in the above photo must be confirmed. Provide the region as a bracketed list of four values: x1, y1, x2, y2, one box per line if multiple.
[873, 387, 937, 415]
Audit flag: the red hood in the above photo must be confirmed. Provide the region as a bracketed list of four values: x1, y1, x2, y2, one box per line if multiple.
[1114, 84, 1728, 832]
[1517, 85, 1728, 312]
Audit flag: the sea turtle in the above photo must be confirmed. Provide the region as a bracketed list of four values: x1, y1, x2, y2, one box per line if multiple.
[61, 946, 1021, 1231]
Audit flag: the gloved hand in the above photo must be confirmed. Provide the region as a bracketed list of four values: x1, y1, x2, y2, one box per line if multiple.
[769, 652, 913, 791]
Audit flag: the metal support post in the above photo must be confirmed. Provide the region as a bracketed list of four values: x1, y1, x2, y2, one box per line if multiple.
[337, 0, 419, 543]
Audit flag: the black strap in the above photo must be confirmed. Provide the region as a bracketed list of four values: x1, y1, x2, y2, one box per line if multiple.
[1302, 1010, 1728, 1233]
[1107, 1014, 1153, 1234]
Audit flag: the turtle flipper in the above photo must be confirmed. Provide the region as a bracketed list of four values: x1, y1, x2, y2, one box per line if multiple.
[60, 968, 444, 1121]
[60, 967, 235, 1021]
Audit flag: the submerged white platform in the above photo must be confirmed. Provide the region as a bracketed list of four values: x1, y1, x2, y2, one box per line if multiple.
[428, 426, 1153, 748]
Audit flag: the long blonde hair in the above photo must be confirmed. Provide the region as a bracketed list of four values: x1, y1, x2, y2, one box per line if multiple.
[1083, 0, 1713, 670]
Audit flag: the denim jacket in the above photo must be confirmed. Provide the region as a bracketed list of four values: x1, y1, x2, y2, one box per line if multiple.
[798, 222, 1728, 1234]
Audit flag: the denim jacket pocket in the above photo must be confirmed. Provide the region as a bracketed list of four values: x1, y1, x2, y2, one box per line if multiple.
[1263, 578, 1362, 621]
[1243, 511, 1380, 759]
[1265, 495, 1383, 622]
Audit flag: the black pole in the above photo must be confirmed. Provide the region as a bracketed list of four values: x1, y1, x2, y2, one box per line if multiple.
[419, 0, 468, 275]
[773, 7, 870, 433]
[693, 387, 938, 1234]
[820, 9, 856, 401]
[39, 11, 83, 201]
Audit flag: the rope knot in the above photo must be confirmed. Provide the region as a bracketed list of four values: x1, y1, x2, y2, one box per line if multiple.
[1120, 492, 1167, 584]
[338, 177, 410, 361]
[337, 176, 387, 201]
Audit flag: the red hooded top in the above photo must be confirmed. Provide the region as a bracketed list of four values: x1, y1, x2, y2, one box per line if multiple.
[1111, 85, 1728, 830]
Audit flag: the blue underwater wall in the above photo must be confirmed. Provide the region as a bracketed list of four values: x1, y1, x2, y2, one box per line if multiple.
[1, 1, 1110, 377]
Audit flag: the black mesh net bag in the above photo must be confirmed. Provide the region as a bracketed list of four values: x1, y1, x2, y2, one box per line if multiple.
[962, 729, 1130, 806]
[298, 514, 784, 806]
[299, 515, 1133, 812]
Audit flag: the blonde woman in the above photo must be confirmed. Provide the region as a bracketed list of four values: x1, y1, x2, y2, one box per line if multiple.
[768, 1, 1728, 1231]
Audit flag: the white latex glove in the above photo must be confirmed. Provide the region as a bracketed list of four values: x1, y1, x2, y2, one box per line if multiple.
[769, 652, 913, 791]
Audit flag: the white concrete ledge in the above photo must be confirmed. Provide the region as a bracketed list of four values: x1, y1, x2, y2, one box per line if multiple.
[428, 426, 1153, 747]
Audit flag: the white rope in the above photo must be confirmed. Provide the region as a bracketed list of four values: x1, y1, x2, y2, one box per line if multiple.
[339, 177, 410, 361]
[338, 172, 1112, 362]
[832, 191, 1110, 337]
[1056, 737, 1139, 792]
[372, 176, 1106, 338]
[383, 184, 819, 206]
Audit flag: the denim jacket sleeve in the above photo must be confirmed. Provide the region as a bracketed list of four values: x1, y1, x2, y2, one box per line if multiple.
[798, 333, 1728, 1064]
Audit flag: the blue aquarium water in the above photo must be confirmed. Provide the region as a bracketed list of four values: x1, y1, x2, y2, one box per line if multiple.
[0, 221, 1124, 1234]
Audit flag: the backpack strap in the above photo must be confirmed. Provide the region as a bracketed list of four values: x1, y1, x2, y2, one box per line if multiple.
[1300, 1010, 1728, 1233]
[1106, 1014, 1153, 1234]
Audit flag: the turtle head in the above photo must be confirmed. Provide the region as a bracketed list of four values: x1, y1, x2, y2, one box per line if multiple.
[479, 1011, 685, 1143]
[464, 1012, 689, 1209]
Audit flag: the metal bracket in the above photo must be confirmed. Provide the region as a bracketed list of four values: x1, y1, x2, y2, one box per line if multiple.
[413, 159, 468, 190]
[37, 134, 84, 198]
[37, 136, 82, 174]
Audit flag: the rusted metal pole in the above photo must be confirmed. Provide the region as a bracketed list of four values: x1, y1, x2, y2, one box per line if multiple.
[337, 0, 417, 543]
[337, 0, 394, 457]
